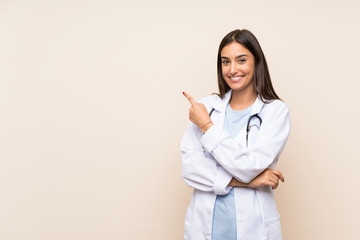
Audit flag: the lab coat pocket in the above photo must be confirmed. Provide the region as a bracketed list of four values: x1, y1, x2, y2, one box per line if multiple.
[262, 215, 283, 240]
[184, 207, 193, 240]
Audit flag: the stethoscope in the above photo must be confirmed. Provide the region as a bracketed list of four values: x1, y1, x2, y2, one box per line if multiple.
[209, 108, 262, 147]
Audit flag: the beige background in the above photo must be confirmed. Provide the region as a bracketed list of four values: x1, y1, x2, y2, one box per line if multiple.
[1, 0, 359, 239]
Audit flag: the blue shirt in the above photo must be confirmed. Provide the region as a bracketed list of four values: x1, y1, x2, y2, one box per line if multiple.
[211, 103, 253, 240]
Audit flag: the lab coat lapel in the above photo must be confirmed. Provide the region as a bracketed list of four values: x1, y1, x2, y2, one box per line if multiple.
[210, 90, 265, 142]
[212, 90, 264, 115]
[231, 95, 264, 142]
[211, 90, 232, 130]
[234, 97, 264, 143]
[251, 97, 264, 115]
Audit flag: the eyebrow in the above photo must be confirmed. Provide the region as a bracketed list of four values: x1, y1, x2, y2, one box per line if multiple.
[221, 54, 248, 59]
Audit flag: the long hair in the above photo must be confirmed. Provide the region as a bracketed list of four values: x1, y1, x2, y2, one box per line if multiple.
[217, 29, 280, 102]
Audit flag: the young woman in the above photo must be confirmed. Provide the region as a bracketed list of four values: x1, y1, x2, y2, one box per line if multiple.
[181, 29, 291, 240]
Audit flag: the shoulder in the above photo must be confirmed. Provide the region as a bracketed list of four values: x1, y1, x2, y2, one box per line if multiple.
[265, 99, 288, 110]
[198, 94, 220, 104]
[262, 99, 290, 118]
[198, 94, 221, 111]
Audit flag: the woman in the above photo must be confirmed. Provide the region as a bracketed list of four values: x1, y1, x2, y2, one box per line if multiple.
[181, 29, 291, 240]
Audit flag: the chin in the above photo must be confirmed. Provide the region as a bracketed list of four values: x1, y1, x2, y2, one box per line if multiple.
[229, 85, 245, 92]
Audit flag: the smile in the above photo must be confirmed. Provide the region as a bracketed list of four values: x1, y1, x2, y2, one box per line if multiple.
[229, 75, 244, 82]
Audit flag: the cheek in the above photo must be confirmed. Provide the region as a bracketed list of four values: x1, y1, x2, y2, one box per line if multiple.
[221, 66, 229, 78]
[221, 65, 228, 74]
[241, 64, 253, 74]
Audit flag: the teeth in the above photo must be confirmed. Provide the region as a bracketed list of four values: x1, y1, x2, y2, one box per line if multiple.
[231, 77, 241, 80]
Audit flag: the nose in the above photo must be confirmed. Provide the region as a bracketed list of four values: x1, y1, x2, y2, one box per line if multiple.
[230, 62, 238, 75]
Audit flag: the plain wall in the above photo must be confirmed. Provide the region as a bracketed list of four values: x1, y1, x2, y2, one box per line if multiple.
[1, 0, 359, 239]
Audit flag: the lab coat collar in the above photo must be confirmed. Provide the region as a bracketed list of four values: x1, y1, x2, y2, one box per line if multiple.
[212, 90, 264, 114]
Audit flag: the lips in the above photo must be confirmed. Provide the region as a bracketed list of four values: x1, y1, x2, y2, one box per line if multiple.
[229, 75, 244, 83]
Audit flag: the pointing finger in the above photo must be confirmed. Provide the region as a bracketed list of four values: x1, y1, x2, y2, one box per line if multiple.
[183, 91, 196, 106]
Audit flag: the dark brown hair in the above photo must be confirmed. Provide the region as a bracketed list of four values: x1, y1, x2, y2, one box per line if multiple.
[217, 29, 280, 102]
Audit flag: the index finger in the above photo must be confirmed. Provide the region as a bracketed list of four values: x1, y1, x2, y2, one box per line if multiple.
[183, 91, 196, 106]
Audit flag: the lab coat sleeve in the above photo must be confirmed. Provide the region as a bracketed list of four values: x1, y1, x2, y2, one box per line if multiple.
[181, 121, 233, 195]
[200, 101, 291, 184]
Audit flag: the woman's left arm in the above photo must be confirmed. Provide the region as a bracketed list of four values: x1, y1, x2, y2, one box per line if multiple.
[229, 168, 285, 190]
[201, 102, 291, 183]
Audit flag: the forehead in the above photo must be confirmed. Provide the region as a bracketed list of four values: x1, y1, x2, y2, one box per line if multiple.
[221, 42, 252, 58]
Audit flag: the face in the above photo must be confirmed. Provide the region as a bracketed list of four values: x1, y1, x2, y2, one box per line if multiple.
[221, 41, 255, 94]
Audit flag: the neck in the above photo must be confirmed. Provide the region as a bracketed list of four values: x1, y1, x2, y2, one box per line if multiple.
[229, 88, 257, 111]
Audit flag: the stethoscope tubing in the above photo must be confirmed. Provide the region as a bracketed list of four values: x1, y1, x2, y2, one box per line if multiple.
[246, 113, 262, 147]
[208, 108, 262, 147]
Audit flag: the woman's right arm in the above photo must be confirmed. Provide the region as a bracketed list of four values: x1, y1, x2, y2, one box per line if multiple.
[181, 121, 233, 195]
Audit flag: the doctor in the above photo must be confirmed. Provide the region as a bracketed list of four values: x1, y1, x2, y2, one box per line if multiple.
[181, 29, 291, 240]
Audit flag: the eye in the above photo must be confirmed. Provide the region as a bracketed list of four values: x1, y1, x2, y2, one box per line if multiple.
[222, 60, 230, 64]
[238, 58, 246, 63]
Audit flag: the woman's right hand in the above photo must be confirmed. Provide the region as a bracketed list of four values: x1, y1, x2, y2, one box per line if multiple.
[248, 168, 284, 189]
[183, 92, 213, 133]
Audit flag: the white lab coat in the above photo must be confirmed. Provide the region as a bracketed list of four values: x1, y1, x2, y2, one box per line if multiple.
[181, 90, 291, 240]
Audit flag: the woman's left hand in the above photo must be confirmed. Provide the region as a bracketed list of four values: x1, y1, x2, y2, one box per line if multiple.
[229, 169, 284, 190]
[183, 92, 213, 132]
